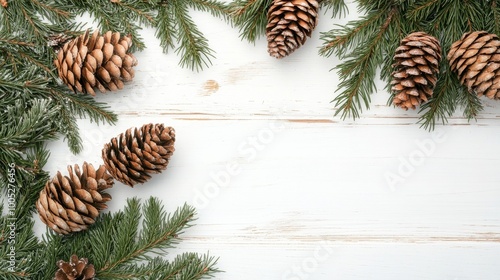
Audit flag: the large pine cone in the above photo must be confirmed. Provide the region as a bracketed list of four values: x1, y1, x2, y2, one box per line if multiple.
[54, 30, 138, 96]
[391, 32, 442, 110]
[448, 31, 500, 99]
[102, 123, 176, 187]
[36, 162, 113, 235]
[266, 0, 319, 58]
[55, 255, 95, 280]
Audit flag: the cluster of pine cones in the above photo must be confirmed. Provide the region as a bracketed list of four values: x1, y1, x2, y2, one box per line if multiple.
[36, 123, 176, 235]
[265, 0, 500, 111]
[392, 31, 500, 110]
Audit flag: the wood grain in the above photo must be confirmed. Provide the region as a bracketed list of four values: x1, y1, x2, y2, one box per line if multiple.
[39, 7, 500, 280]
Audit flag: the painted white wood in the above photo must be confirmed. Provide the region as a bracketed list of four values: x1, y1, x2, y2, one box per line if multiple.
[39, 4, 500, 280]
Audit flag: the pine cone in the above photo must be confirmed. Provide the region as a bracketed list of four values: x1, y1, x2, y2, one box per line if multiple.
[54, 30, 138, 96]
[36, 162, 114, 235]
[266, 0, 319, 58]
[102, 124, 176, 187]
[55, 254, 95, 280]
[391, 32, 442, 110]
[448, 31, 500, 99]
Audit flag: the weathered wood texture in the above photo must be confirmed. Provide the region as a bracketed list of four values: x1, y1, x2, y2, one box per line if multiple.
[41, 7, 500, 280]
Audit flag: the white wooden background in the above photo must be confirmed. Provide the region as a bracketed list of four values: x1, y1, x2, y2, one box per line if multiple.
[39, 3, 500, 279]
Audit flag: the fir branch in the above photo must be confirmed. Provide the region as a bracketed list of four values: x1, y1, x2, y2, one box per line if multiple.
[319, 11, 385, 58]
[0, 1, 72, 45]
[0, 147, 50, 280]
[319, 0, 348, 18]
[492, 0, 500, 35]
[53, 105, 83, 154]
[417, 66, 458, 130]
[99, 200, 196, 273]
[188, 0, 231, 20]
[48, 88, 118, 125]
[0, 99, 59, 149]
[171, 0, 216, 71]
[28, 198, 218, 280]
[229, 0, 272, 42]
[156, 2, 177, 51]
[324, 6, 399, 119]
[155, 0, 229, 70]
[457, 86, 482, 122]
[97, 254, 219, 280]
[160, 253, 220, 280]
[71, 0, 156, 51]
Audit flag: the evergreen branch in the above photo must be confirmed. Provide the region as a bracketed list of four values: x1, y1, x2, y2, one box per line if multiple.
[407, 0, 439, 22]
[0, 38, 35, 47]
[159, 253, 220, 280]
[73, 0, 154, 51]
[229, 0, 272, 42]
[53, 106, 83, 154]
[319, 11, 385, 58]
[0, 148, 49, 279]
[319, 0, 348, 18]
[171, 0, 215, 71]
[329, 7, 398, 119]
[31, 0, 71, 20]
[491, 0, 500, 35]
[32, 198, 218, 280]
[156, 3, 177, 51]
[20, 8, 44, 42]
[458, 86, 482, 122]
[96, 254, 219, 280]
[99, 199, 196, 273]
[0, 99, 59, 149]
[48, 89, 118, 125]
[111, 0, 156, 25]
[188, 0, 231, 20]
[16, 51, 53, 74]
[418, 67, 458, 130]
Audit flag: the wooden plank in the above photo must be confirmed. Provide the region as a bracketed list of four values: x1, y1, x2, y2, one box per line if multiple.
[42, 118, 500, 242]
[36, 6, 500, 279]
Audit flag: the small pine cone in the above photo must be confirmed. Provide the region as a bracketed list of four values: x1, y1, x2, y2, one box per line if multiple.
[54, 30, 138, 96]
[102, 124, 176, 187]
[266, 0, 319, 58]
[448, 31, 500, 99]
[55, 254, 95, 280]
[391, 32, 442, 110]
[36, 162, 113, 235]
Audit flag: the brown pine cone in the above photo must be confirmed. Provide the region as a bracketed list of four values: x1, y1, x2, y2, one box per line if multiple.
[36, 162, 113, 235]
[448, 31, 500, 99]
[391, 32, 442, 110]
[54, 30, 138, 96]
[55, 254, 95, 280]
[102, 123, 176, 187]
[266, 0, 319, 58]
